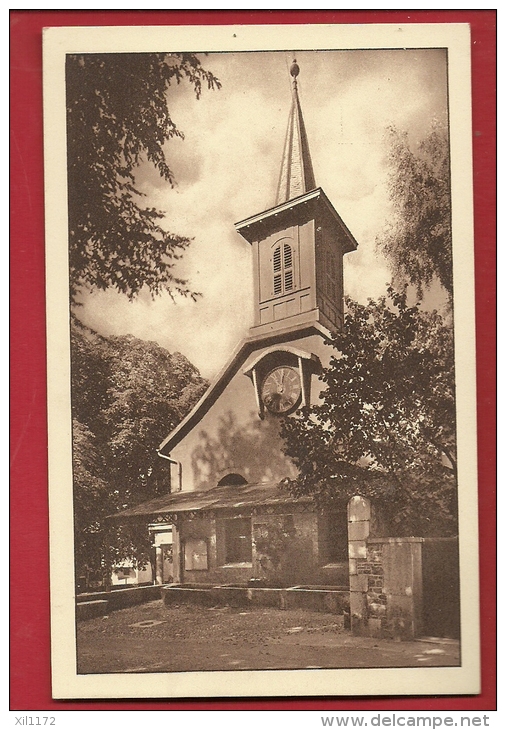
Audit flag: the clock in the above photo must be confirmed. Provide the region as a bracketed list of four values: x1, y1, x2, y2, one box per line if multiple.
[260, 366, 302, 415]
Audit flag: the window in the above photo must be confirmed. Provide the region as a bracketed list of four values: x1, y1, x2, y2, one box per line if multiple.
[115, 567, 133, 579]
[184, 539, 208, 571]
[273, 242, 294, 296]
[322, 512, 348, 563]
[217, 473, 248, 487]
[224, 518, 252, 564]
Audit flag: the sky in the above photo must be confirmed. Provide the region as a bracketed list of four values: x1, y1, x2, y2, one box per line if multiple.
[76, 49, 449, 380]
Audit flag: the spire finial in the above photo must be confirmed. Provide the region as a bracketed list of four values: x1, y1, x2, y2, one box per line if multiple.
[275, 57, 316, 206]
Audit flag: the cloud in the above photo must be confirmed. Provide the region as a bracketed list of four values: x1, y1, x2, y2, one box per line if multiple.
[78, 49, 449, 379]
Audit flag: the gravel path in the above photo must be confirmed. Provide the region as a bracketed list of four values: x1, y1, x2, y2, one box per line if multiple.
[78, 600, 343, 641]
[76, 600, 460, 674]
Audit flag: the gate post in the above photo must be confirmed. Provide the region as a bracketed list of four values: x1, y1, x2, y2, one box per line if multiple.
[348, 495, 424, 640]
[154, 545, 164, 585]
[347, 496, 371, 636]
[172, 520, 183, 584]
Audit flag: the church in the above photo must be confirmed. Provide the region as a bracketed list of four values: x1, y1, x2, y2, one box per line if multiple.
[115, 60, 359, 589]
[109, 61, 461, 642]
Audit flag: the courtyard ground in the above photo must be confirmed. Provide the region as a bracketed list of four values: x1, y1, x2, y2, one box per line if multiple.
[76, 599, 460, 674]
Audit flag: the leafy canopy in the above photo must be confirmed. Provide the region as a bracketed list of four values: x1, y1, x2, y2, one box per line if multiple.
[376, 124, 452, 300]
[280, 289, 457, 537]
[71, 319, 208, 582]
[66, 52, 220, 302]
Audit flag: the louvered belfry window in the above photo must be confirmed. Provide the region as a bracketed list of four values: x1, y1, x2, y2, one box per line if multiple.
[273, 242, 294, 296]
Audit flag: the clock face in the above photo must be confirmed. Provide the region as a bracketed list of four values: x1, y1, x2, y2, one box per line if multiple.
[261, 366, 302, 415]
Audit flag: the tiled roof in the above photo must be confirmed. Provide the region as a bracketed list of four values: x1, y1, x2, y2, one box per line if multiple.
[109, 481, 310, 520]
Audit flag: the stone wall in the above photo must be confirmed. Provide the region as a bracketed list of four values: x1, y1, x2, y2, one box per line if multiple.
[76, 584, 162, 620]
[347, 496, 459, 640]
[162, 583, 349, 618]
[350, 536, 424, 640]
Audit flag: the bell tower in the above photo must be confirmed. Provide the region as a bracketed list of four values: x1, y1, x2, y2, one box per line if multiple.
[236, 60, 357, 339]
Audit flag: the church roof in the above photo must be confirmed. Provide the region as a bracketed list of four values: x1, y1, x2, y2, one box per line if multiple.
[275, 60, 316, 206]
[235, 186, 358, 254]
[108, 481, 310, 521]
[157, 319, 330, 456]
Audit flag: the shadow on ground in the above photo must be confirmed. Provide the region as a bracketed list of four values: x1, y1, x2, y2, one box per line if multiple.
[77, 599, 460, 674]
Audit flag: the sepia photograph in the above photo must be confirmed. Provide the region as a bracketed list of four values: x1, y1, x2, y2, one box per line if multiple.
[42, 23, 480, 699]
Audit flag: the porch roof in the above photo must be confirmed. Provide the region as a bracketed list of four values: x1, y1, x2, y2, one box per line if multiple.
[108, 481, 310, 521]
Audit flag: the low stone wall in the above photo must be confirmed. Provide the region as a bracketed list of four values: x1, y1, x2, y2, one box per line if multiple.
[162, 583, 349, 616]
[350, 537, 424, 640]
[347, 496, 459, 640]
[76, 585, 162, 620]
[248, 587, 286, 608]
[283, 587, 349, 615]
[76, 599, 108, 621]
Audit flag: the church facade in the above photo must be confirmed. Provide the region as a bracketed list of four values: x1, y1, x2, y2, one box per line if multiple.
[117, 62, 358, 589]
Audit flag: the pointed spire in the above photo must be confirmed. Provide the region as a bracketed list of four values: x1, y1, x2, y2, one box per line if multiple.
[275, 59, 316, 206]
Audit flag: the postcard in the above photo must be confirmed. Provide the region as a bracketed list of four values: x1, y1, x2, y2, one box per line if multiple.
[43, 22, 479, 699]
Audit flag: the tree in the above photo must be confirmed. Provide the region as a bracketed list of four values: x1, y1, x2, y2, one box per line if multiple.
[72, 418, 113, 585]
[376, 124, 452, 300]
[66, 53, 220, 302]
[71, 319, 208, 585]
[280, 289, 457, 537]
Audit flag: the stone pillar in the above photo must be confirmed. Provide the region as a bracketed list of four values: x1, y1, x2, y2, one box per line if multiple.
[347, 496, 371, 636]
[155, 545, 163, 585]
[348, 494, 424, 640]
[172, 522, 182, 584]
[208, 518, 218, 569]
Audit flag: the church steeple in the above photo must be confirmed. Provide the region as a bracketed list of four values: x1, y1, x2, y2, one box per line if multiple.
[236, 59, 358, 339]
[275, 60, 316, 206]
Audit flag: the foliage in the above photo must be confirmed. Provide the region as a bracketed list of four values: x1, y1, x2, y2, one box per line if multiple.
[72, 419, 111, 583]
[66, 52, 220, 302]
[253, 519, 297, 576]
[376, 124, 452, 300]
[71, 319, 208, 584]
[280, 289, 457, 537]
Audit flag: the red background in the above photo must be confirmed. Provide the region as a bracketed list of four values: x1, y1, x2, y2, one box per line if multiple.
[10, 10, 496, 711]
